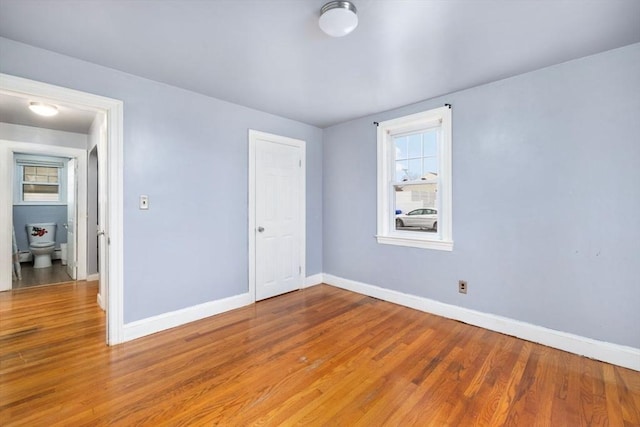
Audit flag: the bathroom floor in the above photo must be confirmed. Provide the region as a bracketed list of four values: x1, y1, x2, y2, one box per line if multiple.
[12, 260, 74, 289]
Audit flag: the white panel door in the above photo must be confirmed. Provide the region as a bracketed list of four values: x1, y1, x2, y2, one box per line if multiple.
[254, 134, 303, 301]
[66, 158, 77, 280]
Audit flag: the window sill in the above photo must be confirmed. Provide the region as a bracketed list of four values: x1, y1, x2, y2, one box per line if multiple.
[376, 234, 453, 251]
[13, 202, 67, 206]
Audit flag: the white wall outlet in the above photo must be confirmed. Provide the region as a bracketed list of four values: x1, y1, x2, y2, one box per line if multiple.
[139, 195, 149, 210]
[458, 280, 468, 294]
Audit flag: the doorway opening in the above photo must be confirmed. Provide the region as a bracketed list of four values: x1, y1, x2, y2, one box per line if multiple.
[11, 151, 81, 289]
[0, 73, 124, 345]
[3, 142, 87, 290]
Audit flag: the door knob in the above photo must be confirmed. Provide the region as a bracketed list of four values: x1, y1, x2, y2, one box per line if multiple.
[97, 230, 105, 237]
[257, 226, 265, 233]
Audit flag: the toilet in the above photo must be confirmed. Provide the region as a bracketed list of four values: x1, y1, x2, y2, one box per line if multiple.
[26, 223, 57, 268]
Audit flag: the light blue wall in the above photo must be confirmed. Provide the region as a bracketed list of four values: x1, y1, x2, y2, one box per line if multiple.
[13, 206, 67, 251]
[3, 35, 638, 349]
[0, 37, 323, 323]
[323, 43, 640, 348]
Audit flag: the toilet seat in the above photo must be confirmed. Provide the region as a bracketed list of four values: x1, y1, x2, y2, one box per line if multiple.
[30, 242, 55, 249]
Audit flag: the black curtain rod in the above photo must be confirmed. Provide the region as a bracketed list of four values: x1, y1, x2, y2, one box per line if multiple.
[373, 103, 451, 126]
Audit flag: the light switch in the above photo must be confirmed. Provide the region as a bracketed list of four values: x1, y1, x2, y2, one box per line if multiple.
[139, 195, 149, 210]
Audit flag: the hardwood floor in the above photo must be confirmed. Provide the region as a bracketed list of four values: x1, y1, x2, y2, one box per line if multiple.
[1, 283, 639, 426]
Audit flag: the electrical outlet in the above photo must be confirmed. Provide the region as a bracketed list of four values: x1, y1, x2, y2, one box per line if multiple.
[458, 280, 468, 294]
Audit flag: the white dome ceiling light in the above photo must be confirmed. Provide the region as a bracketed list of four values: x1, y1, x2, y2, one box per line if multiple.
[319, 1, 358, 37]
[29, 102, 59, 117]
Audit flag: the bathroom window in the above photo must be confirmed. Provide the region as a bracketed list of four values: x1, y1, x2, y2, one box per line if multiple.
[23, 166, 60, 202]
[14, 155, 67, 205]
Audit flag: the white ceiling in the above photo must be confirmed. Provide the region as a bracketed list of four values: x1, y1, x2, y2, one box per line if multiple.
[0, 93, 96, 134]
[0, 0, 639, 129]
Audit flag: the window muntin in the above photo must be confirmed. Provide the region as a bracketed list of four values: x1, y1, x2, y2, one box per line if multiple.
[22, 166, 61, 202]
[394, 129, 438, 182]
[14, 155, 67, 205]
[377, 106, 452, 250]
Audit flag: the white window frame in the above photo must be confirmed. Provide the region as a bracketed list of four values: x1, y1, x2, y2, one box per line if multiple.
[376, 106, 453, 251]
[13, 154, 68, 206]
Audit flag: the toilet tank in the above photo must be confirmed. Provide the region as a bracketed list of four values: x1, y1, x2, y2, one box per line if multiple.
[26, 223, 57, 244]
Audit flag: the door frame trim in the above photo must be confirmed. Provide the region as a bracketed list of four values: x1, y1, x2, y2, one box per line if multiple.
[0, 142, 87, 285]
[248, 129, 306, 302]
[0, 73, 125, 345]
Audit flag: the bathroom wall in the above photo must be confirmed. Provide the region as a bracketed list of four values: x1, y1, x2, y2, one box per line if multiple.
[13, 205, 67, 251]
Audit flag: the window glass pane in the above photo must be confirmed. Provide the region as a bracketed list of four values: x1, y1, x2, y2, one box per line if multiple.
[407, 158, 422, 180]
[394, 136, 408, 160]
[395, 131, 439, 183]
[394, 183, 438, 233]
[23, 184, 59, 202]
[407, 134, 422, 158]
[24, 184, 58, 194]
[423, 157, 438, 176]
[395, 160, 409, 181]
[423, 130, 437, 157]
[24, 166, 58, 183]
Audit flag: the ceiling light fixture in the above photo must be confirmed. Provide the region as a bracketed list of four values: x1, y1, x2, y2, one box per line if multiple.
[319, 1, 358, 37]
[29, 102, 59, 117]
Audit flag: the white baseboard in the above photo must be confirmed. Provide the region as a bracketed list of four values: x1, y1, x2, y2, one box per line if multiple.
[123, 293, 253, 342]
[86, 273, 99, 282]
[124, 275, 323, 342]
[323, 273, 640, 371]
[304, 273, 324, 288]
[96, 292, 105, 311]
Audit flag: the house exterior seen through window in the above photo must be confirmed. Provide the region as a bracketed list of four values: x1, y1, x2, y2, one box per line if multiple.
[376, 106, 453, 251]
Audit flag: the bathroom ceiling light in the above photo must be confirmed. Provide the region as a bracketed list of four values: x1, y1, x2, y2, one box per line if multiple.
[28, 102, 59, 117]
[319, 1, 358, 37]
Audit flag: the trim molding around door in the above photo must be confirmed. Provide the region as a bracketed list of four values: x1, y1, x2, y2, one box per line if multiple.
[0, 73, 125, 345]
[0, 142, 88, 284]
[248, 129, 306, 302]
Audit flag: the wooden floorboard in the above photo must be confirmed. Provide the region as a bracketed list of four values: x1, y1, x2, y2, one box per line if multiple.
[0, 282, 638, 426]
